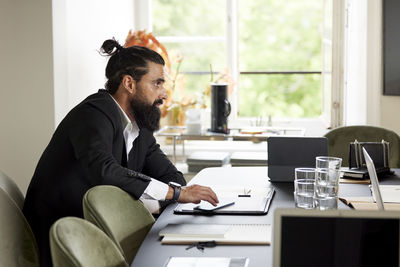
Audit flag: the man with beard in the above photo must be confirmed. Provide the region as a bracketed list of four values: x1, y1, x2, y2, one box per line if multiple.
[23, 39, 219, 267]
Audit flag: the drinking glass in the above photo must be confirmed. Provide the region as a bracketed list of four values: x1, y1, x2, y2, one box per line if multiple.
[294, 179, 315, 209]
[316, 156, 342, 170]
[294, 168, 316, 209]
[314, 167, 341, 210]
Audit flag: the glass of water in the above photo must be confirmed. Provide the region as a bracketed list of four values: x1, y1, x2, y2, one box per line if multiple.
[294, 168, 316, 209]
[314, 168, 341, 210]
[316, 156, 342, 170]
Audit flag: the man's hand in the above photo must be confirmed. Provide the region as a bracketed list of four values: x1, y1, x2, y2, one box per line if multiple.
[179, 184, 219, 206]
[166, 184, 219, 206]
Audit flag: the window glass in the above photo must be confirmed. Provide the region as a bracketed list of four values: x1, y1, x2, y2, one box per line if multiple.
[159, 42, 226, 98]
[153, 0, 226, 102]
[153, 0, 226, 36]
[153, 0, 323, 119]
[239, 74, 322, 117]
[238, 0, 323, 117]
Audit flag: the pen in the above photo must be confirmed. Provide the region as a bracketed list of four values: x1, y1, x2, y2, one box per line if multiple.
[238, 194, 251, 197]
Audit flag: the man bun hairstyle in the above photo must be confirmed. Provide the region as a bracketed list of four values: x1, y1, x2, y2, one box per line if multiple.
[100, 38, 165, 94]
[100, 38, 123, 56]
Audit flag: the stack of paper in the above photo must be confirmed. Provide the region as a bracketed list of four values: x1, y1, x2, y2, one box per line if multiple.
[159, 223, 271, 245]
[377, 185, 400, 203]
[340, 185, 400, 210]
[164, 257, 249, 267]
[159, 224, 230, 238]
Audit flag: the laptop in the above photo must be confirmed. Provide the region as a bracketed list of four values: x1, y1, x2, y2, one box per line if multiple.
[363, 147, 385, 210]
[273, 208, 400, 267]
[267, 136, 328, 182]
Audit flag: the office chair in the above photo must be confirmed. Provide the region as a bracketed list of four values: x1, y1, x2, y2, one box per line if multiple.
[0, 188, 40, 267]
[0, 170, 25, 209]
[324, 125, 400, 167]
[83, 185, 155, 264]
[50, 217, 128, 267]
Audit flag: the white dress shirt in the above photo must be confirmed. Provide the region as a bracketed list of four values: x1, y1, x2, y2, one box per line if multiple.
[111, 96, 169, 213]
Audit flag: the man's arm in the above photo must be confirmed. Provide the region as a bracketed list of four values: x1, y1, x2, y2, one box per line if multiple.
[142, 132, 219, 205]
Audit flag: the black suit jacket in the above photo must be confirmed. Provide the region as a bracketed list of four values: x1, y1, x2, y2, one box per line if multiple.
[23, 89, 185, 266]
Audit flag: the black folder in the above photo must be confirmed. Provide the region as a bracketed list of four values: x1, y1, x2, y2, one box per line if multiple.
[173, 187, 275, 215]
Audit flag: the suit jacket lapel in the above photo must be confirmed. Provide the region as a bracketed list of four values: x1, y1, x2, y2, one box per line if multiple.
[127, 136, 141, 170]
[121, 139, 128, 168]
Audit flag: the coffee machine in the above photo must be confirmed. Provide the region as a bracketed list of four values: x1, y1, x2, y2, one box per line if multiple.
[210, 83, 231, 134]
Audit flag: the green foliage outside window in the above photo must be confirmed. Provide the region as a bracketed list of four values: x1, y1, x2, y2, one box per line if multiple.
[153, 0, 322, 118]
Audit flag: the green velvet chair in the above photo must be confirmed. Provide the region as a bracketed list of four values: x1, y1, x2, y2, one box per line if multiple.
[83, 185, 155, 264]
[0, 170, 25, 210]
[324, 125, 400, 167]
[50, 217, 128, 267]
[0, 188, 39, 267]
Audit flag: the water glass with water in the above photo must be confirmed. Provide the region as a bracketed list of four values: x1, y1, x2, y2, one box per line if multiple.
[314, 157, 342, 210]
[294, 168, 316, 209]
[316, 156, 342, 170]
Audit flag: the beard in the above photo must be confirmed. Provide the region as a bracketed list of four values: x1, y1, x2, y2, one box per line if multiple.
[130, 97, 162, 132]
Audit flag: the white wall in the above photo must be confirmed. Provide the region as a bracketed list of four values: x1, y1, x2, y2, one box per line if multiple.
[54, 0, 134, 124]
[0, 0, 55, 194]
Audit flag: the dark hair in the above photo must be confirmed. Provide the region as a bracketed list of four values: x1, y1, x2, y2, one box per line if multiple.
[100, 38, 165, 94]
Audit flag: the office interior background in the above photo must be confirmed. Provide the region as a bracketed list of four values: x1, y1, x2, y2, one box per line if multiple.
[0, 0, 399, 195]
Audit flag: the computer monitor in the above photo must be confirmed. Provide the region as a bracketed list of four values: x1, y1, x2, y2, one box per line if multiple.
[273, 208, 400, 267]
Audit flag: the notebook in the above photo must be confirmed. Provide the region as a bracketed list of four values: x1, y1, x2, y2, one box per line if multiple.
[363, 148, 385, 210]
[159, 223, 231, 238]
[160, 224, 271, 245]
[164, 257, 249, 267]
[267, 136, 328, 182]
[273, 208, 400, 267]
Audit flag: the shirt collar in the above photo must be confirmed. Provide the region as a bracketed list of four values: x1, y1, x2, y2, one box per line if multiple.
[110, 95, 139, 132]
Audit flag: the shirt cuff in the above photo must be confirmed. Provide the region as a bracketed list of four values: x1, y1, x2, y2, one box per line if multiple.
[139, 198, 161, 214]
[142, 178, 169, 200]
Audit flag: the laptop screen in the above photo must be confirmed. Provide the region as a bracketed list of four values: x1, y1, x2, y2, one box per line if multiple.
[273, 209, 400, 267]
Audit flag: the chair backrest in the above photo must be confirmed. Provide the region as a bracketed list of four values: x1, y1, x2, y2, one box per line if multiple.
[83, 185, 155, 264]
[0, 170, 25, 209]
[0, 188, 39, 267]
[50, 217, 128, 267]
[324, 125, 400, 167]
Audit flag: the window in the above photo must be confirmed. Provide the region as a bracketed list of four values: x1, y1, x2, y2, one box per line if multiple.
[237, 1, 322, 118]
[142, 0, 340, 125]
[152, 0, 227, 107]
